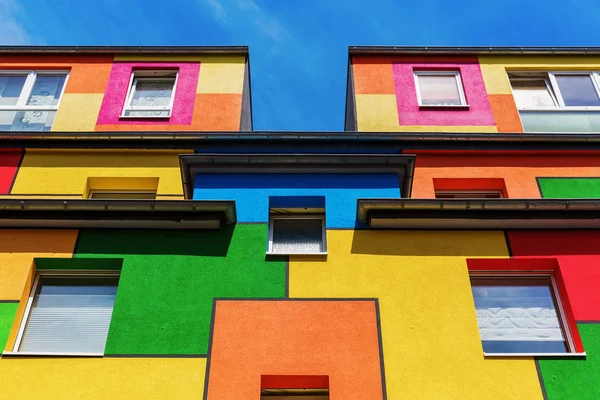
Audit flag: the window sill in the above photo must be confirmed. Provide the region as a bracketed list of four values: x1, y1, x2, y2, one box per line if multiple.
[2, 351, 104, 357]
[484, 352, 586, 358]
[418, 104, 470, 110]
[266, 251, 328, 256]
[118, 115, 172, 119]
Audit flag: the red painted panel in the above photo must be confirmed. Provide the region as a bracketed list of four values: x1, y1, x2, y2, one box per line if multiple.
[0, 150, 23, 194]
[433, 177, 508, 197]
[508, 231, 600, 322]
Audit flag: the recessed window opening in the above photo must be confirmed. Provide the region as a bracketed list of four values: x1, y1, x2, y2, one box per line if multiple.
[14, 272, 120, 355]
[414, 70, 467, 107]
[470, 274, 575, 354]
[0, 71, 68, 131]
[121, 70, 178, 118]
[89, 190, 157, 200]
[509, 71, 600, 109]
[260, 388, 329, 399]
[435, 190, 504, 199]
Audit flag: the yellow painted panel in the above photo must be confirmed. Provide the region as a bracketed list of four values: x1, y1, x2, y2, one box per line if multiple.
[12, 150, 187, 196]
[479, 55, 600, 95]
[290, 230, 543, 400]
[85, 177, 159, 197]
[0, 358, 206, 399]
[52, 93, 104, 131]
[0, 230, 77, 301]
[355, 94, 497, 132]
[197, 56, 246, 94]
[356, 94, 400, 131]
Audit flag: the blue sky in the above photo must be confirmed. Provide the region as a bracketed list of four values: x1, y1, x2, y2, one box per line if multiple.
[2, 0, 600, 131]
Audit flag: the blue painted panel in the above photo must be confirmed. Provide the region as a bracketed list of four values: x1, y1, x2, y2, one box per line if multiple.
[193, 173, 401, 228]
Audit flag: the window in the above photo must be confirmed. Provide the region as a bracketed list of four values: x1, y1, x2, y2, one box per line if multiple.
[470, 275, 574, 354]
[122, 70, 178, 117]
[268, 216, 326, 255]
[435, 190, 503, 199]
[414, 71, 467, 107]
[261, 389, 329, 399]
[510, 72, 600, 109]
[89, 190, 157, 199]
[0, 71, 68, 131]
[14, 273, 119, 355]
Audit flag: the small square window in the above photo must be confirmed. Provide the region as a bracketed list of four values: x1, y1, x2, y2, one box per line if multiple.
[414, 71, 467, 107]
[121, 70, 178, 118]
[14, 274, 119, 355]
[435, 190, 503, 199]
[470, 275, 573, 354]
[268, 216, 326, 255]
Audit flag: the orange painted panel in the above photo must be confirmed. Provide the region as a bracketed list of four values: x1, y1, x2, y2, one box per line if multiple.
[410, 152, 600, 198]
[65, 63, 113, 93]
[352, 61, 395, 94]
[207, 300, 383, 400]
[192, 93, 241, 131]
[488, 94, 523, 133]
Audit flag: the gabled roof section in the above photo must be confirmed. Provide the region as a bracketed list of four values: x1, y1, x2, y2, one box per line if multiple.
[0, 45, 248, 55]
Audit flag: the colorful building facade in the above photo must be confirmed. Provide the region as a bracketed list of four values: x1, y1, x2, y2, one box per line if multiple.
[0, 46, 600, 399]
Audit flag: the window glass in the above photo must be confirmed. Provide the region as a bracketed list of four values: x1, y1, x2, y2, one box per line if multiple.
[271, 218, 324, 253]
[471, 277, 567, 353]
[511, 79, 556, 108]
[417, 74, 463, 106]
[555, 74, 600, 106]
[130, 79, 174, 108]
[0, 75, 26, 106]
[19, 276, 118, 353]
[26, 75, 66, 107]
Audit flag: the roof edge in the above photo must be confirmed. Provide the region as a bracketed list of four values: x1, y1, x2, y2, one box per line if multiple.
[349, 46, 600, 56]
[0, 46, 248, 55]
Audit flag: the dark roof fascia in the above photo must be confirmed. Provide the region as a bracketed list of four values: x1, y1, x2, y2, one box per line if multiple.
[349, 46, 600, 56]
[6, 132, 600, 151]
[357, 198, 600, 229]
[179, 153, 416, 200]
[0, 46, 248, 55]
[0, 199, 236, 228]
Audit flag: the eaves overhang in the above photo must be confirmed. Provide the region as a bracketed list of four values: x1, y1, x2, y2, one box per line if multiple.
[0, 46, 248, 55]
[0, 199, 236, 229]
[349, 46, 600, 56]
[5, 131, 600, 151]
[179, 153, 416, 200]
[358, 199, 600, 229]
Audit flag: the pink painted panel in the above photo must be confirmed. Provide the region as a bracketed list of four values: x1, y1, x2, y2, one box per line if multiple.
[392, 61, 495, 126]
[96, 62, 200, 125]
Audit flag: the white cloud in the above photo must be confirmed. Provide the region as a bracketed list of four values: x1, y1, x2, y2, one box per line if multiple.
[0, 0, 34, 44]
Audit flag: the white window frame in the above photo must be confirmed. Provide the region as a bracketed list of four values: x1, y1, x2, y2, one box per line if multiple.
[469, 271, 581, 357]
[267, 215, 327, 256]
[121, 71, 178, 118]
[7, 270, 120, 357]
[0, 70, 69, 112]
[413, 70, 468, 108]
[509, 71, 600, 111]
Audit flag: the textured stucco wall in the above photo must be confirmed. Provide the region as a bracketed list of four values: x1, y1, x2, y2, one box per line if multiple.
[410, 152, 600, 198]
[11, 150, 189, 196]
[192, 173, 401, 228]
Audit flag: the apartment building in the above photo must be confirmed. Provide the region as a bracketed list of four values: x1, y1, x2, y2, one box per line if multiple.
[0, 45, 598, 399]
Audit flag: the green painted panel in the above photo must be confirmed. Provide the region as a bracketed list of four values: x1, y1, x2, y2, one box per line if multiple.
[538, 178, 600, 198]
[520, 111, 596, 133]
[35, 258, 123, 270]
[74, 225, 286, 355]
[538, 324, 600, 399]
[0, 303, 18, 351]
